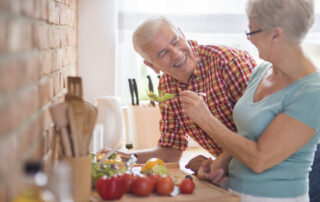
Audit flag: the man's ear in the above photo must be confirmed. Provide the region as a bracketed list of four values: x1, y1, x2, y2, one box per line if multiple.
[143, 60, 160, 74]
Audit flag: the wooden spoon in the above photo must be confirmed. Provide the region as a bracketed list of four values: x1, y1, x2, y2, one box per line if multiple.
[49, 102, 73, 157]
[68, 103, 84, 157]
[66, 77, 85, 157]
[82, 102, 97, 155]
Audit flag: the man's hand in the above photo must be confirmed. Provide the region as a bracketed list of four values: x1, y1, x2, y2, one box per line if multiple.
[197, 158, 227, 186]
[185, 155, 208, 173]
[180, 91, 212, 126]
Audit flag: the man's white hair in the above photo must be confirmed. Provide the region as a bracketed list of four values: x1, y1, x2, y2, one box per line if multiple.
[132, 16, 182, 62]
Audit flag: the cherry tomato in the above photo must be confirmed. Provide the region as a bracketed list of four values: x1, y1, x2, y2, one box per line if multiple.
[123, 173, 138, 193]
[147, 174, 160, 192]
[156, 176, 174, 195]
[132, 176, 153, 196]
[180, 178, 195, 194]
[96, 175, 126, 200]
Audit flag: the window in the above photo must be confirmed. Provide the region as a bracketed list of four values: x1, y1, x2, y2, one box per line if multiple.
[117, 0, 320, 104]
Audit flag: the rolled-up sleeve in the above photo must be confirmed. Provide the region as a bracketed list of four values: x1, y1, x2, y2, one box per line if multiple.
[157, 97, 187, 151]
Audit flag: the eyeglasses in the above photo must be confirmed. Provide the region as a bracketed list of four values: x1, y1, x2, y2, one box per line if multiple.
[245, 29, 263, 39]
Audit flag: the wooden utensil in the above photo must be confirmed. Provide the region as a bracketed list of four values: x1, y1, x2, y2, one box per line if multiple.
[65, 77, 83, 100]
[66, 77, 85, 157]
[82, 102, 98, 155]
[49, 102, 73, 157]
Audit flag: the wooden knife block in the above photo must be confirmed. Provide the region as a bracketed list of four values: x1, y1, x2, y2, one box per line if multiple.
[124, 104, 161, 150]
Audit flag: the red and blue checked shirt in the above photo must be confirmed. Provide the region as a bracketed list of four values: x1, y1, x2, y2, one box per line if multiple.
[157, 40, 256, 157]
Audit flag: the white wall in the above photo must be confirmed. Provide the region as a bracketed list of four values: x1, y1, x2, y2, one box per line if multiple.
[78, 0, 118, 104]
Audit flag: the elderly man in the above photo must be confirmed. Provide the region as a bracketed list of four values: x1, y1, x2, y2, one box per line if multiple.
[129, 16, 256, 172]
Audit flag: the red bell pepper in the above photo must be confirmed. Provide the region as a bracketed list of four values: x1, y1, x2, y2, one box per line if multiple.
[96, 174, 126, 200]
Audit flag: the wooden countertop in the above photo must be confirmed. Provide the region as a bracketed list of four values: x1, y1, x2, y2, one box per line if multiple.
[91, 163, 240, 202]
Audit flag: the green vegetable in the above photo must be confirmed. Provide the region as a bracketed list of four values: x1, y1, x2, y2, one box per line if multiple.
[108, 153, 117, 160]
[151, 164, 169, 175]
[91, 154, 126, 187]
[147, 91, 174, 102]
[141, 164, 169, 176]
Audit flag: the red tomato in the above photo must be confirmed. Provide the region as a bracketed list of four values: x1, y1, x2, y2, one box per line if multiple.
[132, 176, 153, 196]
[147, 174, 160, 192]
[96, 175, 126, 200]
[179, 178, 195, 194]
[123, 173, 138, 193]
[156, 176, 174, 195]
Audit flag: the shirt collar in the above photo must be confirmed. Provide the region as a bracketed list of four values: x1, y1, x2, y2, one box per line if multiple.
[188, 40, 202, 79]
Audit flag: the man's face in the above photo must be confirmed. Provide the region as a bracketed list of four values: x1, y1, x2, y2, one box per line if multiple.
[142, 23, 196, 84]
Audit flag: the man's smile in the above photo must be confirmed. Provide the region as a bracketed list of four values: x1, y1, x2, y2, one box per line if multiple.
[173, 54, 187, 68]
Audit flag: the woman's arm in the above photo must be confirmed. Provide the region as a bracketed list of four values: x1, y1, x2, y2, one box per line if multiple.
[180, 91, 316, 173]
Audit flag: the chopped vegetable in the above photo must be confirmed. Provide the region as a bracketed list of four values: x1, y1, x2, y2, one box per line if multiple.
[91, 154, 126, 187]
[147, 91, 174, 102]
[151, 165, 169, 176]
[141, 158, 169, 175]
[141, 158, 164, 172]
[96, 153, 123, 168]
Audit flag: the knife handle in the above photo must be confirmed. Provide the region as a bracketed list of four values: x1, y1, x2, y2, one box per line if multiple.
[146, 75, 156, 107]
[132, 79, 139, 105]
[147, 75, 154, 92]
[128, 79, 135, 105]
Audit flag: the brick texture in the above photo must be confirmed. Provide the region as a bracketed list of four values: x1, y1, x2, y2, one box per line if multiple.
[0, 0, 78, 200]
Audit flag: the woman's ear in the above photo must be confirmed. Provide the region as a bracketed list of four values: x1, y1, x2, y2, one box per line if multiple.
[271, 27, 283, 41]
[143, 60, 160, 74]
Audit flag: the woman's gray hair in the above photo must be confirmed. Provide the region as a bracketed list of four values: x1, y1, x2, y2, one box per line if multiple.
[246, 0, 315, 44]
[132, 16, 182, 61]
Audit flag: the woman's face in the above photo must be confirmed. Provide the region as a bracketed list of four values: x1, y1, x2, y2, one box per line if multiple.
[248, 20, 273, 61]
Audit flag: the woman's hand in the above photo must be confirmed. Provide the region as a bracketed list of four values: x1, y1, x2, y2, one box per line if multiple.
[197, 158, 227, 186]
[185, 155, 208, 174]
[180, 91, 211, 126]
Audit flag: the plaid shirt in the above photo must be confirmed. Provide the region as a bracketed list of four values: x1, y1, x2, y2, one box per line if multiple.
[157, 40, 256, 157]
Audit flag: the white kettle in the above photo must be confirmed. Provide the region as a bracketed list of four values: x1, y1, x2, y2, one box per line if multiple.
[95, 96, 124, 149]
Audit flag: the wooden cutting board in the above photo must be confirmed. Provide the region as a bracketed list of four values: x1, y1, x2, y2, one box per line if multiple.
[91, 163, 240, 202]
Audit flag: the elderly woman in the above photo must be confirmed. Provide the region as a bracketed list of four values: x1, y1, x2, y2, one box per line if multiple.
[181, 0, 319, 201]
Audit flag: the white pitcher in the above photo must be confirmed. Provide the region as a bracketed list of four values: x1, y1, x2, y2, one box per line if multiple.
[95, 96, 124, 149]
